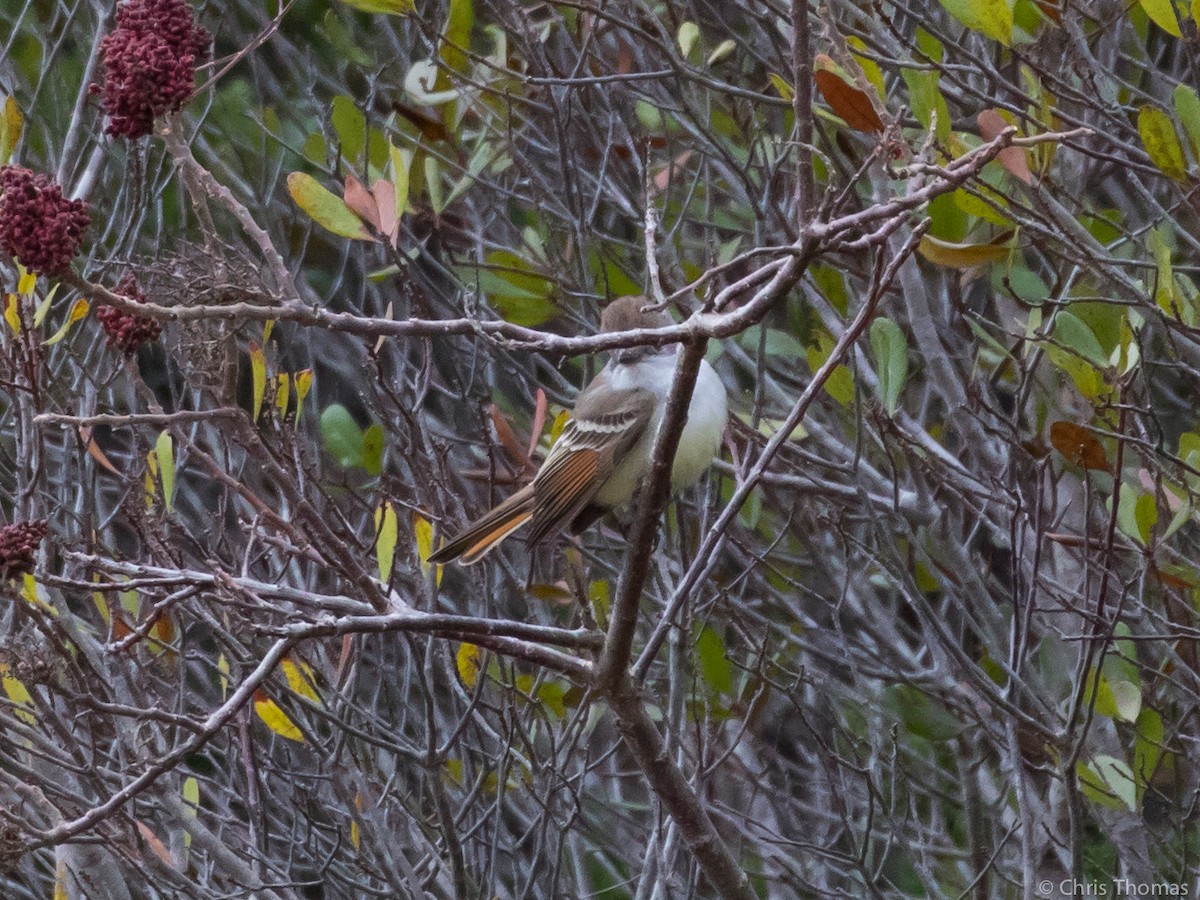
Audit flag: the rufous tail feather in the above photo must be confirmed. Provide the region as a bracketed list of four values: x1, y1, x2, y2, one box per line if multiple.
[428, 485, 535, 566]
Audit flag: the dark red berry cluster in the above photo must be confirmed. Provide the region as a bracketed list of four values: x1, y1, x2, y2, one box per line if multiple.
[93, 0, 211, 140]
[96, 274, 162, 355]
[0, 520, 48, 579]
[0, 166, 90, 277]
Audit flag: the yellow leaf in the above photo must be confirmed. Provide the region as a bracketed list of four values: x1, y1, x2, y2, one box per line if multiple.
[847, 36, 886, 100]
[156, 430, 174, 513]
[22, 574, 56, 615]
[918, 233, 1014, 269]
[217, 653, 229, 699]
[1140, 0, 1184, 36]
[768, 73, 794, 102]
[287, 172, 376, 241]
[253, 690, 305, 742]
[182, 776, 199, 852]
[294, 368, 313, 425]
[33, 282, 58, 326]
[338, 0, 415, 14]
[456, 643, 482, 688]
[374, 501, 398, 582]
[4, 293, 20, 334]
[144, 449, 157, 510]
[250, 342, 266, 421]
[54, 861, 68, 900]
[549, 409, 571, 446]
[274, 372, 290, 419]
[1, 665, 36, 725]
[350, 790, 363, 850]
[43, 298, 87, 346]
[17, 267, 35, 296]
[283, 655, 320, 701]
[413, 511, 435, 578]
[938, 0, 1012, 45]
[1138, 106, 1189, 182]
[0, 95, 22, 166]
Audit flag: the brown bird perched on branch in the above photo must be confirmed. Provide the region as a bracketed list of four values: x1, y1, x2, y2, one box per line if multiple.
[429, 296, 728, 565]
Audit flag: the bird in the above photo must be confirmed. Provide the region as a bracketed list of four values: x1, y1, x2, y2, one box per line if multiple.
[428, 296, 729, 565]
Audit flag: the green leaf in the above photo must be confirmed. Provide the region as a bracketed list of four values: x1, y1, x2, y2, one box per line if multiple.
[901, 68, 951, 143]
[0, 95, 23, 166]
[869, 317, 909, 414]
[1114, 488, 1154, 547]
[389, 141, 412, 216]
[1133, 707, 1164, 789]
[440, 0, 474, 76]
[463, 250, 560, 326]
[361, 424, 385, 476]
[938, 0, 1013, 45]
[1139, 0, 1184, 36]
[156, 430, 175, 513]
[706, 38, 736, 66]
[677, 21, 700, 58]
[696, 626, 733, 696]
[1077, 755, 1136, 811]
[331, 96, 366, 165]
[287, 172, 374, 241]
[1138, 106, 1189, 182]
[1173, 84, 1200, 160]
[320, 404, 364, 468]
[806, 336, 855, 406]
[337, 0, 414, 14]
[1053, 311, 1109, 368]
[1134, 491, 1158, 545]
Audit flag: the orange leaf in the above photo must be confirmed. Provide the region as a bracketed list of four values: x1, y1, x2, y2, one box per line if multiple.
[977, 110, 1032, 184]
[135, 821, 175, 866]
[1050, 421, 1109, 470]
[80, 426, 122, 476]
[814, 56, 883, 134]
[151, 613, 175, 645]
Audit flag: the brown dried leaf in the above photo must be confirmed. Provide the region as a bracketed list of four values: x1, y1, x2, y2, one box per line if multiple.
[814, 55, 884, 134]
[489, 404, 536, 472]
[1050, 421, 1109, 470]
[528, 388, 548, 460]
[392, 101, 451, 142]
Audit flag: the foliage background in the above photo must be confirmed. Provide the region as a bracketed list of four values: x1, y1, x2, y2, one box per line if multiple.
[2, 0, 1200, 896]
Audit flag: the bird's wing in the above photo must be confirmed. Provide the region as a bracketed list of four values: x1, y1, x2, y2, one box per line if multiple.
[526, 378, 656, 546]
